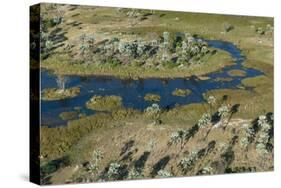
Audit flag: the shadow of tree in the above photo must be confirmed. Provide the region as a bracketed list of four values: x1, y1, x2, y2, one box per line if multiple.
[150, 155, 170, 177]
[221, 136, 237, 170]
[134, 151, 150, 171]
[40, 155, 70, 184]
[120, 140, 135, 156]
[225, 166, 256, 173]
[202, 136, 237, 175]
[197, 141, 216, 159]
[223, 104, 240, 130]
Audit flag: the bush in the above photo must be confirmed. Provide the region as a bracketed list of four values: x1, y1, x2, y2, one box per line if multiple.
[144, 103, 161, 121]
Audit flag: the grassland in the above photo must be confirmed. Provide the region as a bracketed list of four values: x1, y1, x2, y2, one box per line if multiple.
[86, 95, 123, 111]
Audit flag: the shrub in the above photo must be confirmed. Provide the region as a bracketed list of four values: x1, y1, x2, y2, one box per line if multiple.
[157, 170, 173, 177]
[144, 103, 161, 124]
[180, 151, 198, 172]
[107, 163, 122, 180]
[200, 165, 214, 175]
[127, 168, 143, 179]
[223, 23, 234, 33]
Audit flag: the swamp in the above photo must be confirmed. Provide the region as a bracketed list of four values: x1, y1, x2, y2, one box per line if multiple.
[32, 3, 274, 185]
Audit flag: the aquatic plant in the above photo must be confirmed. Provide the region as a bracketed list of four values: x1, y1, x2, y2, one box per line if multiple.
[144, 93, 161, 102]
[172, 88, 191, 97]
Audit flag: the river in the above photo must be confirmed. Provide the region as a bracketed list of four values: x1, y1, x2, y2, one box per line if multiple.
[41, 40, 263, 127]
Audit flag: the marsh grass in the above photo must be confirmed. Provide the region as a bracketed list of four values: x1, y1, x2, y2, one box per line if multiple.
[172, 88, 191, 97]
[42, 86, 80, 101]
[227, 69, 246, 77]
[144, 93, 161, 102]
[59, 111, 79, 121]
[86, 95, 123, 111]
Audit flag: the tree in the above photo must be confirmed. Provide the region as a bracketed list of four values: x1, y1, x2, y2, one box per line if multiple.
[56, 75, 68, 91]
[87, 149, 104, 175]
[169, 129, 189, 149]
[198, 113, 211, 128]
[180, 150, 198, 173]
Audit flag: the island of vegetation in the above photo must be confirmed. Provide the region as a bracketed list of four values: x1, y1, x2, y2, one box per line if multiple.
[144, 93, 161, 102]
[86, 95, 123, 111]
[42, 86, 80, 101]
[172, 88, 191, 97]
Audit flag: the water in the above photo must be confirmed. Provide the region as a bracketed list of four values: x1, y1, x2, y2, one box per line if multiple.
[41, 40, 263, 127]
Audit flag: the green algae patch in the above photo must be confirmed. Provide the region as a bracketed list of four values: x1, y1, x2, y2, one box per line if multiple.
[227, 69, 247, 77]
[172, 88, 191, 97]
[86, 95, 123, 111]
[144, 93, 161, 102]
[42, 87, 80, 101]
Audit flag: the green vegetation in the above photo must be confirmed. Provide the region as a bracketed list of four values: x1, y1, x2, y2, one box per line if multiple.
[38, 3, 273, 185]
[42, 86, 80, 101]
[41, 97, 273, 184]
[172, 88, 191, 97]
[242, 75, 269, 87]
[227, 69, 246, 77]
[86, 95, 123, 111]
[144, 93, 161, 102]
[59, 111, 78, 121]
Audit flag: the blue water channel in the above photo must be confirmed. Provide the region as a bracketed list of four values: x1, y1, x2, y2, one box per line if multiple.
[41, 40, 263, 127]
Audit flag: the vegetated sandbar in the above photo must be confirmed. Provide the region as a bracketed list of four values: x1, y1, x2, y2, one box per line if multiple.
[42, 49, 233, 79]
